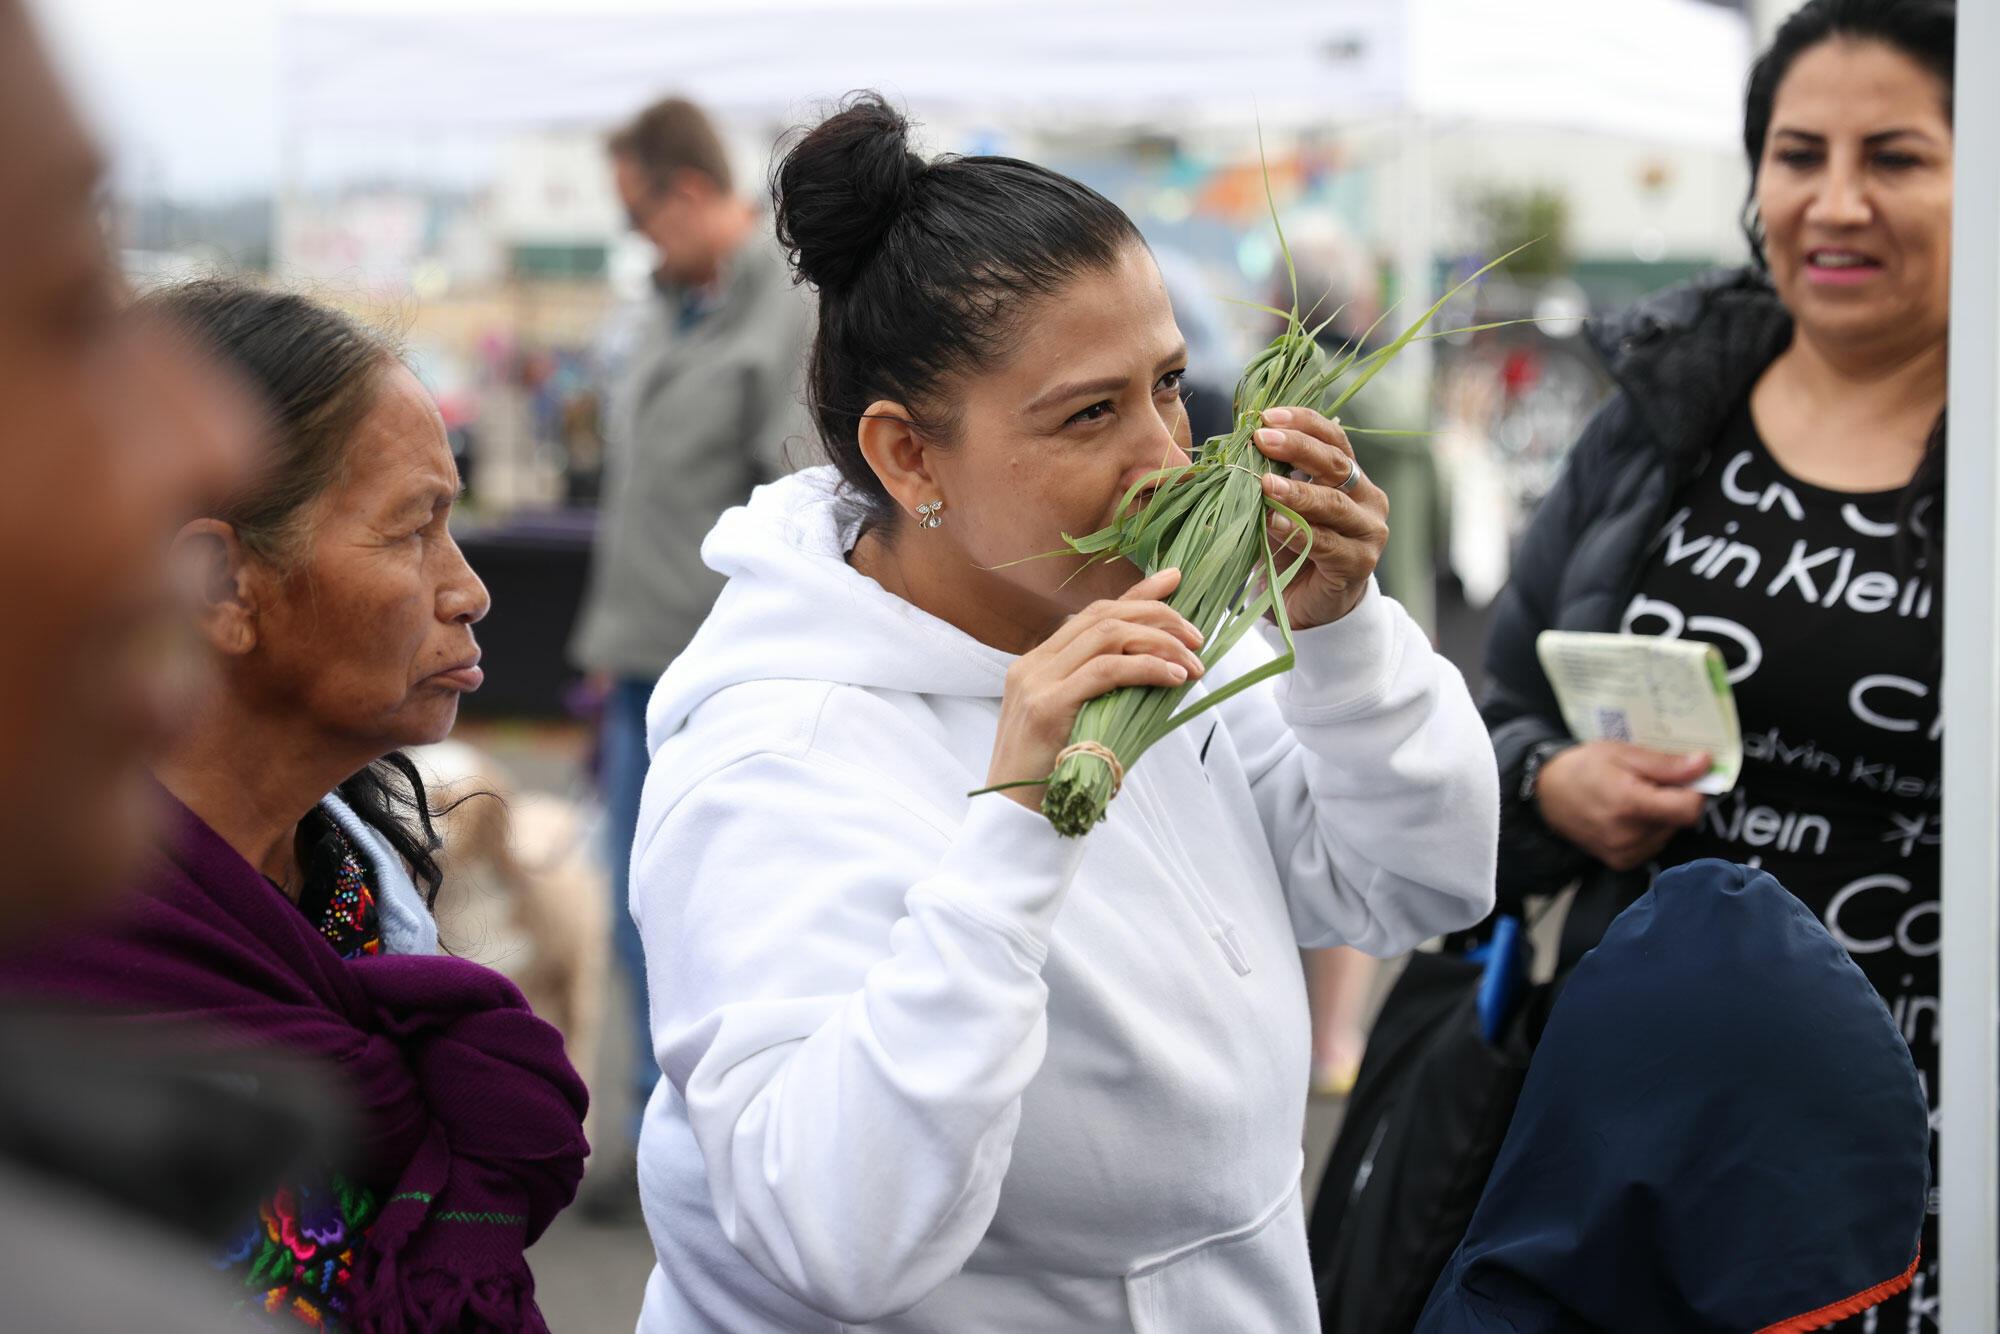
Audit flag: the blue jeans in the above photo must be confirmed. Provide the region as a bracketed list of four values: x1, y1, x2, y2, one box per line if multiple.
[602, 675, 661, 1142]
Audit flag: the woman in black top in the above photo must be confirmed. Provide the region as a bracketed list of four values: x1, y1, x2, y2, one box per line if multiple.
[1484, 1, 1953, 1322]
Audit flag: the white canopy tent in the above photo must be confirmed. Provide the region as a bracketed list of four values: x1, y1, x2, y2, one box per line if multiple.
[277, 0, 1754, 389]
[279, 0, 1750, 145]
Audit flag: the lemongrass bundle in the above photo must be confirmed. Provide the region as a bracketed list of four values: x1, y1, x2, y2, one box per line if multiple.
[1026, 245, 1524, 837]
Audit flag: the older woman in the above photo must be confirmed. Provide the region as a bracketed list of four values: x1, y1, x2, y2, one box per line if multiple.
[1483, 0, 1953, 1322]
[630, 95, 1497, 1332]
[1, 280, 588, 1330]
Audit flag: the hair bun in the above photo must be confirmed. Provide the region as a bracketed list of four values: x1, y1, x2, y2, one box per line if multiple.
[773, 92, 926, 292]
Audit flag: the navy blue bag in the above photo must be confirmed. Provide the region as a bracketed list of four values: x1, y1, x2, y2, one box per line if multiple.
[1416, 861, 1928, 1332]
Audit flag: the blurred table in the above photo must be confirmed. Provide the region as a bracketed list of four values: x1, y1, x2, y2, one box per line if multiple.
[456, 507, 597, 719]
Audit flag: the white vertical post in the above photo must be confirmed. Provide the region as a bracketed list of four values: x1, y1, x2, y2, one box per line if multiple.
[1940, 0, 2000, 1326]
[1393, 112, 1436, 404]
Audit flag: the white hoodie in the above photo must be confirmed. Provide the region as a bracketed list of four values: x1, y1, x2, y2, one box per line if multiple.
[632, 468, 1498, 1333]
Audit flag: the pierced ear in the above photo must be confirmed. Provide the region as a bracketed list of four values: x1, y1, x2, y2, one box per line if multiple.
[855, 400, 942, 524]
[169, 518, 260, 656]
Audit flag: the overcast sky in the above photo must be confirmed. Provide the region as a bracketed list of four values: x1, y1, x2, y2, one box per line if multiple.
[25, 0, 997, 199]
[30, 0, 1780, 202]
[29, 0, 284, 197]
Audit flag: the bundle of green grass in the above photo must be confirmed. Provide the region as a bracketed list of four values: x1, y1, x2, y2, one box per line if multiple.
[1008, 238, 1517, 837]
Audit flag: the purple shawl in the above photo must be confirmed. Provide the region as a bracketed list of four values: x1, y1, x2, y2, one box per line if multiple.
[0, 796, 589, 1331]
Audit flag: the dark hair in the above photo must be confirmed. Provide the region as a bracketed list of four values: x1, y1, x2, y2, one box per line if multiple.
[1741, 0, 1955, 269]
[138, 278, 451, 905]
[142, 279, 397, 567]
[1740, 0, 1955, 590]
[771, 92, 1142, 528]
[610, 96, 733, 194]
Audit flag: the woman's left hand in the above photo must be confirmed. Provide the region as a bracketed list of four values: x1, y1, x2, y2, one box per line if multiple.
[1252, 406, 1389, 630]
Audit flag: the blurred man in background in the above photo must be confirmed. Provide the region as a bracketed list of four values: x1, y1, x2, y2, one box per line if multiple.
[570, 95, 811, 1206]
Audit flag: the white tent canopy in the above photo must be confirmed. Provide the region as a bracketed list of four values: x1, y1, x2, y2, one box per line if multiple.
[280, 0, 1750, 146]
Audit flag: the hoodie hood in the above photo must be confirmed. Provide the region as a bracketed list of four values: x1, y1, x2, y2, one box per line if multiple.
[1418, 859, 1928, 1333]
[645, 467, 1015, 753]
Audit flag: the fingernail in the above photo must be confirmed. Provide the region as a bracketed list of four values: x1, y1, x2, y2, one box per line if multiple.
[1170, 665, 1189, 682]
[1263, 408, 1293, 425]
[1256, 428, 1285, 447]
[1271, 514, 1294, 533]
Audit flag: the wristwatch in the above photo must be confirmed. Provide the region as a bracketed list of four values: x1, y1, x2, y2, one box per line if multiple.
[1518, 739, 1576, 806]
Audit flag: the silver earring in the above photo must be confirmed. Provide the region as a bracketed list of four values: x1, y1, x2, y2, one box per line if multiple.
[917, 500, 945, 529]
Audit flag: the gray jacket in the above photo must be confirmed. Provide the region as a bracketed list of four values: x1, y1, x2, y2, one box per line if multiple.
[570, 235, 813, 678]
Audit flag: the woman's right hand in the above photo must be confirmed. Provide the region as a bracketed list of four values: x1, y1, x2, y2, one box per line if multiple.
[987, 567, 1206, 811]
[1535, 741, 1710, 871]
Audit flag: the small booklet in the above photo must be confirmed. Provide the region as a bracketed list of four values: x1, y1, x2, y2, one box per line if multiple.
[1534, 630, 1743, 796]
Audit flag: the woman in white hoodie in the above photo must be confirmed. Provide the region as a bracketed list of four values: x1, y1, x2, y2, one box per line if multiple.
[632, 95, 1498, 1333]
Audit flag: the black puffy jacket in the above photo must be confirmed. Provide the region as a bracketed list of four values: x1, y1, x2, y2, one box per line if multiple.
[1482, 268, 1792, 914]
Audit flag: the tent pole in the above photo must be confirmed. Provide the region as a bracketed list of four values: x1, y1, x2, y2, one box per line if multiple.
[1940, 0, 2000, 1324]
[1393, 112, 1435, 401]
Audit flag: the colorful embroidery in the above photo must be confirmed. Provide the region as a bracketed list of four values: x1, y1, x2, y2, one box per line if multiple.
[220, 1174, 379, 1328]
[307, 821, 381, 958]
[222, 812, 385, 1328]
